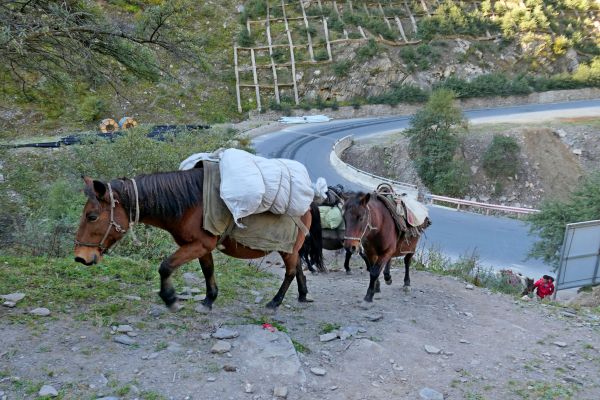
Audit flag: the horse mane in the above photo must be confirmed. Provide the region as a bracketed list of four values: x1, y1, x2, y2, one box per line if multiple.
[111, 168, 204, 219]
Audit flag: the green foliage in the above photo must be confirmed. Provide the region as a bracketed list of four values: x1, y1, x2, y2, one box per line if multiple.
[528, 173, 600, 269]
[314, 48, 330, 61]
[482, 135, 520, 179]
[435, 73, 532, 98]
[77, 95, 109, 123]
[418, 0, 500, 40]
[0, 127, 246, 258]
[237, 28, 255, 47]
[368, 84, 429, 106]
[405, 89, 469, 196]
[333, 60, 352, 77]
[356, 39, 379, 62]
[400, 44, 440, 72]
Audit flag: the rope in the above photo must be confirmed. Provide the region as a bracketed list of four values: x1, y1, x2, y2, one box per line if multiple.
[129, 178, 142, 246]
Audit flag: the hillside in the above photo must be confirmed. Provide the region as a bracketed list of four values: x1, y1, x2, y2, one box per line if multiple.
[1, 0, 599, 139]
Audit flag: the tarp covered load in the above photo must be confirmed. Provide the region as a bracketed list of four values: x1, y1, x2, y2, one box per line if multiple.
[319, 206, 344, 230]
[202, 161, 301, 253]
[219, 148, 314, 226]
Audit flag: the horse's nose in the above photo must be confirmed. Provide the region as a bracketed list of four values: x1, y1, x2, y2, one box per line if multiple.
[74, 256, 86, 264]
[74, 256, 96, 266]
[350, 245, 357, 254]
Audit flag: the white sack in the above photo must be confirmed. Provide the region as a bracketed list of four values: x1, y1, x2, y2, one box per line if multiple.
[219, 149, 314, 226]
[179, 151, 221, 170]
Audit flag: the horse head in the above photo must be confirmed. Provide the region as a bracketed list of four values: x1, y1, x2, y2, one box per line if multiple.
[342, 192, 371, 254]
[74, 177, 130, 265]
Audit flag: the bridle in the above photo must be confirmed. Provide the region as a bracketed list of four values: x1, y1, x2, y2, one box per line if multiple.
[343, 203, 376, 245]
[74, 179, 140, 253]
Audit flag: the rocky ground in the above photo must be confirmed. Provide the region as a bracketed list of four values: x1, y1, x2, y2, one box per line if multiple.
[342, 118, 600, 209]
[1, 251, 600, 400]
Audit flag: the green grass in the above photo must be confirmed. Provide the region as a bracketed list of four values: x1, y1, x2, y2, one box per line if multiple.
[510, 380, 578, 399]
[0, 254, 278, 324]
[319, 322, 341, 334]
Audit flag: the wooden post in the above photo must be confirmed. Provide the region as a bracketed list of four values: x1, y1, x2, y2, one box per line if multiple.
[358, 25, 367, 38]
[250, 48, 261, 112]
[404, 1, 418, 34]
[300, 0, 316, 61]
[394, 16, 408, 42]
[333, 1, 349, 39]
[266, 2, 280, 104]
[323, 17, 333, 61]
[281, 0, 299, 105]
[378, 3, 393, 30]
[420, 0, 431, 16]
[234, 46, 242, 113]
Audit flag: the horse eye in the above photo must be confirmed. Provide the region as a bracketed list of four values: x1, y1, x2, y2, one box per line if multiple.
[87, 213, 99, 222]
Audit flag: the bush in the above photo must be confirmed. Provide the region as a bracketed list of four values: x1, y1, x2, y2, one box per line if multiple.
[367, 83, 429, 105]
[356, 38, 379, 62]
[237, 28, 254, 47]
[435, 73, 532, 98]
[482, 135, 520, 179]
[314, 48, 329, 61]
[77, 95, 109, 122]
[333, 60, 352, 77]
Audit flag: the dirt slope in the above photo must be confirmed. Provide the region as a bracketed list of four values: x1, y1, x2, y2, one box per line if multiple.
[1, 253, 600, 399]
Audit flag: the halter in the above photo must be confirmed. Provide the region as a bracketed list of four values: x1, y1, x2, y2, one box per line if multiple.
[74, 179, 140, 252]
[343, 204, 376, 244]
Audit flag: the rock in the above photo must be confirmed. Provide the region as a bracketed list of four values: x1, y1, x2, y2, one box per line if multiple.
[244, 382, 254, 393]
[200, 333, 211, 340]
[465, 284, 474, 290]
[166, 342, 183, 353]
[223, 364, 237, 372]
[368, 313, 383, 322]
[183, 272, 202, 286]
[30, 307, 50, 316]
[207, 377, 216, 382]
[459, 339, 470, 344]
[149, 305, 166, 317]
[116, 325, 133, 333]
[339, 326, 359, 340]
[113, 335, 137, 346]
[563, 376, 584, 385]
[2, 301, 16, 308]
[1, 292, 25, 302]
[254, 296, 263, 304]
[96, 397, 119, 400]
[572, 148, 582, 156]
[553, 341, 568, 348]
[319, 332, 338, 342]
[424, 345, 441, 354]
[419, 387, 444, 400]
[212, 327, 240, 339]
[211, 340, 232, 354]
[273, 385, 288, 398]
[310, 367, 327, 376]
[38, 385, 58, 397]
[126, 331, 138, 337]
[124, 295, 141, 301]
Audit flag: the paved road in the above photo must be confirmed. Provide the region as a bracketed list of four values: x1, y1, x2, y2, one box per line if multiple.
[253, 99, 600, 278]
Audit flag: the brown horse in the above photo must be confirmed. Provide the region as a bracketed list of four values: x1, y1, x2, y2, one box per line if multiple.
[74, 168, 324, 311]
[343, 192, 431, 302]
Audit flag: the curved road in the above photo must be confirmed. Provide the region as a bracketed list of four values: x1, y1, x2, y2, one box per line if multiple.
[253, 99, 600, 278]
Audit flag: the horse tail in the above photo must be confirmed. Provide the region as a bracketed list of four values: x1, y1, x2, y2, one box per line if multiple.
[307, 201, 326, 273]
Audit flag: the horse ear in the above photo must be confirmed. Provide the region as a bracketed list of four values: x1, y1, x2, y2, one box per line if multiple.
[360, 193, 370, 206]
[92, 180, 107, 200]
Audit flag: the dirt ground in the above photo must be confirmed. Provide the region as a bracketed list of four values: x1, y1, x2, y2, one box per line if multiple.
[2, 251, 600, 400]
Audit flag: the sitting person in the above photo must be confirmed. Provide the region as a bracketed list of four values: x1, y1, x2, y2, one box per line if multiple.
[532, 275, 555, 299]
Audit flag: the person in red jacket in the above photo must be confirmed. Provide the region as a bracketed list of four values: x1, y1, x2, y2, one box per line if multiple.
[533, 275, 555, 299]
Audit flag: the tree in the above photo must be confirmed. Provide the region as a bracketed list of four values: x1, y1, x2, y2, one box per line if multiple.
[404, 89, 470, 196]
[528, 172, 600, 269]
[0, 0, 195, 96]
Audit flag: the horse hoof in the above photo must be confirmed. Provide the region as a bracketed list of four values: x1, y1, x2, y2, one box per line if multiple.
[403, 286, 411, 293]
[346, 270, 352, 275]
[299, 294, 314, 303]
[363, 296, 373, 303]
[385, 278, 392, 285]
[168, 302, 184, 312]
[194, 303, 211, 314]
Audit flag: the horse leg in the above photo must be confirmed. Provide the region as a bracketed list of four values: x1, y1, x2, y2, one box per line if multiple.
[296, 262, 312, 303]
[365, 259, 388, 302]
[383, 259, 393, 285]
[198, 253, 218, 311]
[344, 249, 352, 275]
[403, 253, 413, 292]
[363, 253, 381, 293]
[266, 252, 299, 309]
[159, 242, 209, 311]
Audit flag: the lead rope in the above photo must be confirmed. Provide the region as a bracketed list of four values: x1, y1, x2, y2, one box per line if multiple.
[129, 178, 142, 246]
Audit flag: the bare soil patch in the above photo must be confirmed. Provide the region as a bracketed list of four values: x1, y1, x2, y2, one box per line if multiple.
[1, 253, 600, 400]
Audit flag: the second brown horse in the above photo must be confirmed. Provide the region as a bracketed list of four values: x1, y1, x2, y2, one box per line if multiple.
[343, 192, 431, 302]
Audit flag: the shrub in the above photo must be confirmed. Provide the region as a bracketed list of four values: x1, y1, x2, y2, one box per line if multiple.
[77, 95, 109, 122]
[482, 135, 520, 179]
[367, 84, 429, 105]
[237, 28, 254, 47]
[333, 60, 352, 77]
[314, 48, 329, 61]
[356, 38, 379, 62]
